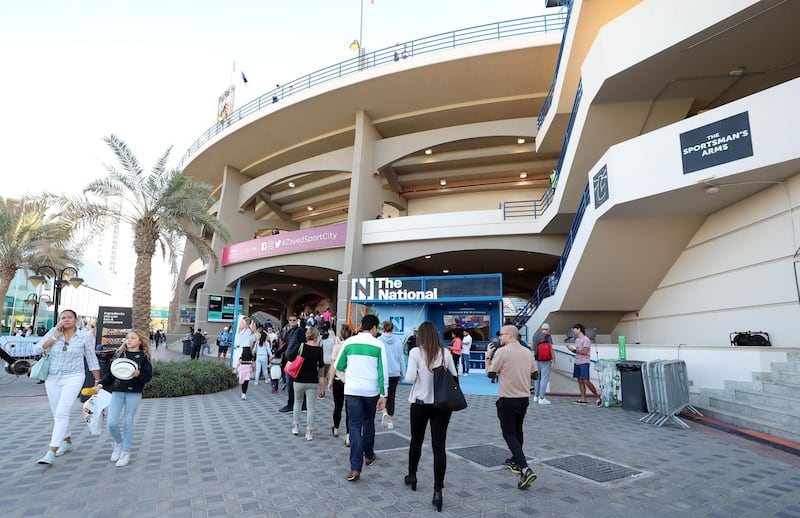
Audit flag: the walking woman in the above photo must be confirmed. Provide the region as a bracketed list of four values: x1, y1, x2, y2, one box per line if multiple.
[327, 324, 351, 445]
[289, 326, 325, 440]
[404, 320, 458, 512]
[98, 330, 153, 467]
[254, 327, 270, 385]
[37, 309, 101, 465]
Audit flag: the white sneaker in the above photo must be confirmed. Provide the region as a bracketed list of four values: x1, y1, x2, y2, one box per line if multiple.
[538, 398, 551, 405]
[463, 373, 468, 376]
[532, 397, 539, 403]
[110, 443, 123, 462]
[37, 450, 55, 465]
[387, 421, 394, 430]
[115, 452, 130, 467]
[254, 381, 258, 386]
[241, 394, 247, 400]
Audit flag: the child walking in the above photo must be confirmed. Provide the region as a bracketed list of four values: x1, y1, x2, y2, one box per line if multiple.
[236, 346, 254, 399]
[98, 330, 153, 467]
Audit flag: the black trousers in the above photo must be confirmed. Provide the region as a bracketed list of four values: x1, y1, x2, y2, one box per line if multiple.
[496, 397, 530, 469]
[332, 378, 349, 432]
[387, 376, 400, 416]
[408, 403, 452, 490]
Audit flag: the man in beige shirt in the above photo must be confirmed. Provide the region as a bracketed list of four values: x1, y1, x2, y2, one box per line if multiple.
[486, 325, 538, 489]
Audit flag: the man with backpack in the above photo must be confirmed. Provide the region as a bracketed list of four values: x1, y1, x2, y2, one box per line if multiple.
[532, 323, 555, 404]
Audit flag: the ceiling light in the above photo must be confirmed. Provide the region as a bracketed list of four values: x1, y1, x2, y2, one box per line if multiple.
[279, 269, 285, 273]
[424, 255, 431, 259]
[288, 181, 296, 188]
[517, 138, 526, 144]
[517, 267, 525, 271]
[425, 149, 432, 155]
[439, 179, 447, 186]
[705, 185, 720, 194]
[328, 278, 335, 282]
[260, 297, 264, 300]
[272, 288, 277, 291]
[442, 269, 449, 273]
[307, 206, 314, 211]
[729, 68, 744, 77]
[519, 172, 528, 179]
[292, 283, 297, 287]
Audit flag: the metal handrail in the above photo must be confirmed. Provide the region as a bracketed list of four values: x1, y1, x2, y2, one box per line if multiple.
[538, 2, 574, 128]
[178, 13, 567, 169]
[502, 186, 554, 220]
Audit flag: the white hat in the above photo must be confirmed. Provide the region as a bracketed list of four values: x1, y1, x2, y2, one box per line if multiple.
[110, 358, 138, 380]
[541, 323, 550, 330]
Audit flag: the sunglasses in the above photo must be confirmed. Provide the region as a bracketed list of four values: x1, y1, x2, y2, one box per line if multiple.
[62, 341, 70, 352]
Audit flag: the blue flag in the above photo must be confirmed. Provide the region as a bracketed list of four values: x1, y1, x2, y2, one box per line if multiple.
[241, 71, 248, 84]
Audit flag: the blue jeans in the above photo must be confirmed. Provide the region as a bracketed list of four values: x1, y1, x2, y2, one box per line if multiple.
[346, 395, 379, 471]
[107, 391, 143, 453]
[461, 352, 471, 374]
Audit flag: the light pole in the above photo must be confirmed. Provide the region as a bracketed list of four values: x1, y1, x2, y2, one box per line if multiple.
[350, 0, 366, 68]
[24, 293, 52, 333]
[27, 266, 84, 322]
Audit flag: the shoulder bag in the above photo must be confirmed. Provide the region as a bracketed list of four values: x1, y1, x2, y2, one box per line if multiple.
[283, 342, 305, 379]
[30, 351, 51, 381]
[432, 352, 467, 411]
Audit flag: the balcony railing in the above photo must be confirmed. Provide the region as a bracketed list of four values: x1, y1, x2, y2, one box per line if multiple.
[502, 187, 554, 219]
[538, 1, 574, 128]
[178, 13, 567, 169]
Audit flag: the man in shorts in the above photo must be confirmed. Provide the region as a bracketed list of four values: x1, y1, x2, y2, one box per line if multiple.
[567, 323, 601, 406]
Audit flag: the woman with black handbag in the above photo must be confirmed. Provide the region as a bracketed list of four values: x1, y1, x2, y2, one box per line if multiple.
[403, 321, 458, 512]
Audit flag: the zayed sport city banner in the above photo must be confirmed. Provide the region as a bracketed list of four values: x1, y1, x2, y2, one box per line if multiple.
[221, 222, 346, 266]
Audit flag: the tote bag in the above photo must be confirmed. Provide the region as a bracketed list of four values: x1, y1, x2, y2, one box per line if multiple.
[30, 352, 51, 381]
[283, 343, 305, 379]
[432, 354, 467, 411]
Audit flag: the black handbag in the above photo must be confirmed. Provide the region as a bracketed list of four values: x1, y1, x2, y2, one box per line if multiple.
[432, 354, 467, 411]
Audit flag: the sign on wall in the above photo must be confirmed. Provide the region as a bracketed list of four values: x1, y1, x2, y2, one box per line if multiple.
[208, 295, 244, 322]
[680, 112, 753, 174]
[593, 165, 609, 209]
[350, 274, 502, 303]
[222, 222, 347, 266]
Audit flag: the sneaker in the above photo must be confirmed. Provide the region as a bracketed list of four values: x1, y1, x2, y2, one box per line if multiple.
[292, 425, 299, 435]
[518, 468, 537, 489]
[37, 451, 55, 465]
[55, 441, 73, 457]
[110, 443, 123, 462]
[278, 406, 291, 413]
[305, 431, 313, 441]
[242, 393, 247, 400]
[254, 381, 258, 385]
[532, 396, 539, 403]
[538, 398, 551, 405]
[387, 421, 394, 430]
[115, 452, 130, 467]
[573, 400, 588, 405]
[462, 372, 468, 376]
[504, 458, 522, 474]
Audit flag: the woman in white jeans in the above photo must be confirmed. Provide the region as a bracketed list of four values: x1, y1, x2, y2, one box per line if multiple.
[253, 326, 270, 385]
[37, 309, 101, 465]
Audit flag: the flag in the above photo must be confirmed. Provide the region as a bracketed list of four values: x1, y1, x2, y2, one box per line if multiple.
[241, 71, 248, 84]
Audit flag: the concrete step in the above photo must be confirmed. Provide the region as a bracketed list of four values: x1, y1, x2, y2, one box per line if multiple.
[761, 380, 800, 399]
[772, 369, 800, 386]
[697, 405, 800, 444]
[729, 388, 800, 411]
[772, 360, 800, 374]
[787, 351, 800, 363]
[707, 395, 800, 430]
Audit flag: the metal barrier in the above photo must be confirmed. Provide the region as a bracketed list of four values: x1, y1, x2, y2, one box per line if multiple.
[640, 360, 702, 429]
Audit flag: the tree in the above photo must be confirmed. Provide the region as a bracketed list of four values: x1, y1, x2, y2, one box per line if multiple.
[0, 196, 83, 325]
[58, 135, 231, 333]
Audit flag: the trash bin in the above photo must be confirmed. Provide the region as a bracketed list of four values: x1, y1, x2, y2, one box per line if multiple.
[182, 339, 192, 355]
[616, 360, 647, 412]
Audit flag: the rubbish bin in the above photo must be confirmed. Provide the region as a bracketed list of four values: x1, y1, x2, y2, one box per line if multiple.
[616, 360, 647, 412]
[182, 339, 192, 355]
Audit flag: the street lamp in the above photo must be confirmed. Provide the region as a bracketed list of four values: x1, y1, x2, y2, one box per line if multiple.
[27, 266, 83, 321]
[24, 293, 52, 332]
[350, 0, 366, 68]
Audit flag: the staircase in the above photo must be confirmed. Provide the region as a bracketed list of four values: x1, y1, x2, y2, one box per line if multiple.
[694, 351, 800, 444]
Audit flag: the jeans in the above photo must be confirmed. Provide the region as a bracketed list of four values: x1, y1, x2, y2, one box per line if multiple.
[45, 372, 85, 448]
[293, 382, 318, 430]
[496, 397, 530, 469]
[254, 357, 269, 381]
[534, 360, 552, 398]
[346, 394, 379, 471]
[387, 376, 400, 417]
[200, 343, 211, 356]
[107, 391, 143, 453]
[461, 352, 471, 374]
[332, 378, 349, 432]
[408, 403, 452, 489]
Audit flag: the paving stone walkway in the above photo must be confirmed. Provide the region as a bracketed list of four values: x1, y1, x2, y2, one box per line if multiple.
[1, 344, 799, 517]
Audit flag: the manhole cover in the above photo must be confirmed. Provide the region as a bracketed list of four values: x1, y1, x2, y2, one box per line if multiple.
[544, 455, 641, 482]
[374, 432, 410, 451]
[449, 444, 528, 469]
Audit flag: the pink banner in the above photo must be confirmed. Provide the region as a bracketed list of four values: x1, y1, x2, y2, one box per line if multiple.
[222, 222, 347, 266]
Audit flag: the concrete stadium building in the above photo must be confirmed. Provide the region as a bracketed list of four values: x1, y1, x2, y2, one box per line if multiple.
[174, 1, 800, 442]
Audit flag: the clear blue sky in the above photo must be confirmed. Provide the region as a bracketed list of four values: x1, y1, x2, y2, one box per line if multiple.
[0, 0, 554, 198]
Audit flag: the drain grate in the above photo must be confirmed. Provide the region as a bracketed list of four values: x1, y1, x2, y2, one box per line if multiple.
[544, 455, 641, 482]
[449, 444, 528, 469]
[374, 431, 410, 451]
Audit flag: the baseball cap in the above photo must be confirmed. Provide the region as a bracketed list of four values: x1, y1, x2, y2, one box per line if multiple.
[541, 323, 550, 330]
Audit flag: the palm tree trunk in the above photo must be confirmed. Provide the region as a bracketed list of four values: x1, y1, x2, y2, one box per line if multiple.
[0, 267, 17, 330]
[132, 249, 153, 333]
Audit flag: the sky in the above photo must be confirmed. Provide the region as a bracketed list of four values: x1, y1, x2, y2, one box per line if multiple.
[0, 0, 554, 304]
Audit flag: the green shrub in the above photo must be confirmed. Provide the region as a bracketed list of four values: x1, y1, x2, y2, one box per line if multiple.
[143, 360, 238, 398]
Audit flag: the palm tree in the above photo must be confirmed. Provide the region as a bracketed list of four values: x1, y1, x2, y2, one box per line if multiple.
[58, 135, 230, 333]
[0, 196, 83, 325]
